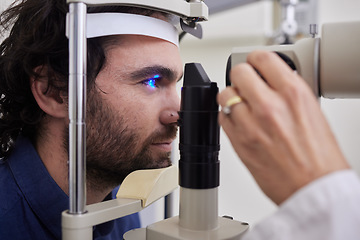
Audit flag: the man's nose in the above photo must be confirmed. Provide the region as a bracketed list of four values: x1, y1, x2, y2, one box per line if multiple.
[159, 89, 180, 125]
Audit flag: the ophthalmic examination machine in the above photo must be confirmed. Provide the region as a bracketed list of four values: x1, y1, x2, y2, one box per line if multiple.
[227, 21, 360, 98]
[63, 0, 360, 239]
[63, 0, 248, 239]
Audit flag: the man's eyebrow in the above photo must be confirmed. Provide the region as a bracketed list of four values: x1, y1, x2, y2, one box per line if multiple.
[129, 65, 182, 82]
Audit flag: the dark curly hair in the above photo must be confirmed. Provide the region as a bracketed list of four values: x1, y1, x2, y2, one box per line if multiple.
[0, 0, 169, 158]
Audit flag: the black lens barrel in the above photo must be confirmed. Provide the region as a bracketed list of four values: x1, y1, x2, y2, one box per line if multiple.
[178, 63, 220, 189]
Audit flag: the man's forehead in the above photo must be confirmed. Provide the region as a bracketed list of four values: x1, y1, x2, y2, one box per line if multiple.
[105, 34, 178, 48]
[102, 35, 183, 79]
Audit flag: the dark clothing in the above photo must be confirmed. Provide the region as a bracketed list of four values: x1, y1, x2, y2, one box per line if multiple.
[0, 137, 140, 239]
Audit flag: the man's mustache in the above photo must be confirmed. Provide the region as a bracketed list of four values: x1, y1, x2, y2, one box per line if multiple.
[146, 125, 178, 146]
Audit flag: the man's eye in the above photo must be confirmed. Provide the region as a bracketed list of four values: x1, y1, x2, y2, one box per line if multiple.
[142, 75, 161, 89]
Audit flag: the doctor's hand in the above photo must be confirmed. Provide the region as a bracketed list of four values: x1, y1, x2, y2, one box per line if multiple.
[217, 51, 350, 205]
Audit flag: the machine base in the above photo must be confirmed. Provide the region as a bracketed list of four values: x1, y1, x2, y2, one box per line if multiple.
[124, 216, 249, 240]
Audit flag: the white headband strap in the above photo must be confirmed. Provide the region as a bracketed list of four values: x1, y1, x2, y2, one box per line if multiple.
[85, 13, 179, 46]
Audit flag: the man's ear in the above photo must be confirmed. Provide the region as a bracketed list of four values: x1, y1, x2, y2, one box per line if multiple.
[30, 66, 67, 118]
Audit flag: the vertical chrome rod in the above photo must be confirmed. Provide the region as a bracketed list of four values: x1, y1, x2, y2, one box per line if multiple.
[68, 2, 87, 214]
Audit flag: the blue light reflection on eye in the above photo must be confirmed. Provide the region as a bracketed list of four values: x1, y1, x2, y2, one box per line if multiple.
[148, 79, 156, 89]
[147, 75, 160, 89]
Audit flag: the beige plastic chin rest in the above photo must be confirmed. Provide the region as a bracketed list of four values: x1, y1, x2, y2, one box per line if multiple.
[61, 165, 178, 240]
[117, 165, 178, 207]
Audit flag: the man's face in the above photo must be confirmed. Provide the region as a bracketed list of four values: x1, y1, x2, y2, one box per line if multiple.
[85, 35, 183, 189]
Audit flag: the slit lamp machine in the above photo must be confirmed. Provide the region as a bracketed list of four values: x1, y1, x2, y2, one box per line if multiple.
[63, 0, 360, 239]
[63, 0, 248, 239]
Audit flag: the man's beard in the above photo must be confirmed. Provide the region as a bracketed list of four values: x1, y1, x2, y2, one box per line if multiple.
[65, 88, 177, 192]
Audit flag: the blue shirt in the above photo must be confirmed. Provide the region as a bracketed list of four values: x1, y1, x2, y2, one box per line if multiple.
[0, 137, 140, 240]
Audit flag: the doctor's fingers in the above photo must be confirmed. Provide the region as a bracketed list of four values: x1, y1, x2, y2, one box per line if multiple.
[246, 50, 305, 94]
[217, 87, 271, 163]
[217, 86, 251, 127]
[217, 86, 269, 150]
[229, 62, 278, 110]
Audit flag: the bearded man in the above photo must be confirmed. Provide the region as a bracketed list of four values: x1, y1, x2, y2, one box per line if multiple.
[0, 0, 183, 239]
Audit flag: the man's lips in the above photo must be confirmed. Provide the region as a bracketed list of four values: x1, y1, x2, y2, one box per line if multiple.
[151, 141, 173, 152]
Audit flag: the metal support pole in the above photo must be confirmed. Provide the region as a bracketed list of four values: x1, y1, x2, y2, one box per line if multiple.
[68, 2, 87, 214]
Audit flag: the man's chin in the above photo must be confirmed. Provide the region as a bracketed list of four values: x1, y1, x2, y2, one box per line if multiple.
[146, 152, 172, 169]
[155, 159, 172, 169]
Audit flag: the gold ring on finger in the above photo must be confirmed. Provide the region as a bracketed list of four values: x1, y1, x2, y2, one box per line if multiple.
[222, 96, 243, 115]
